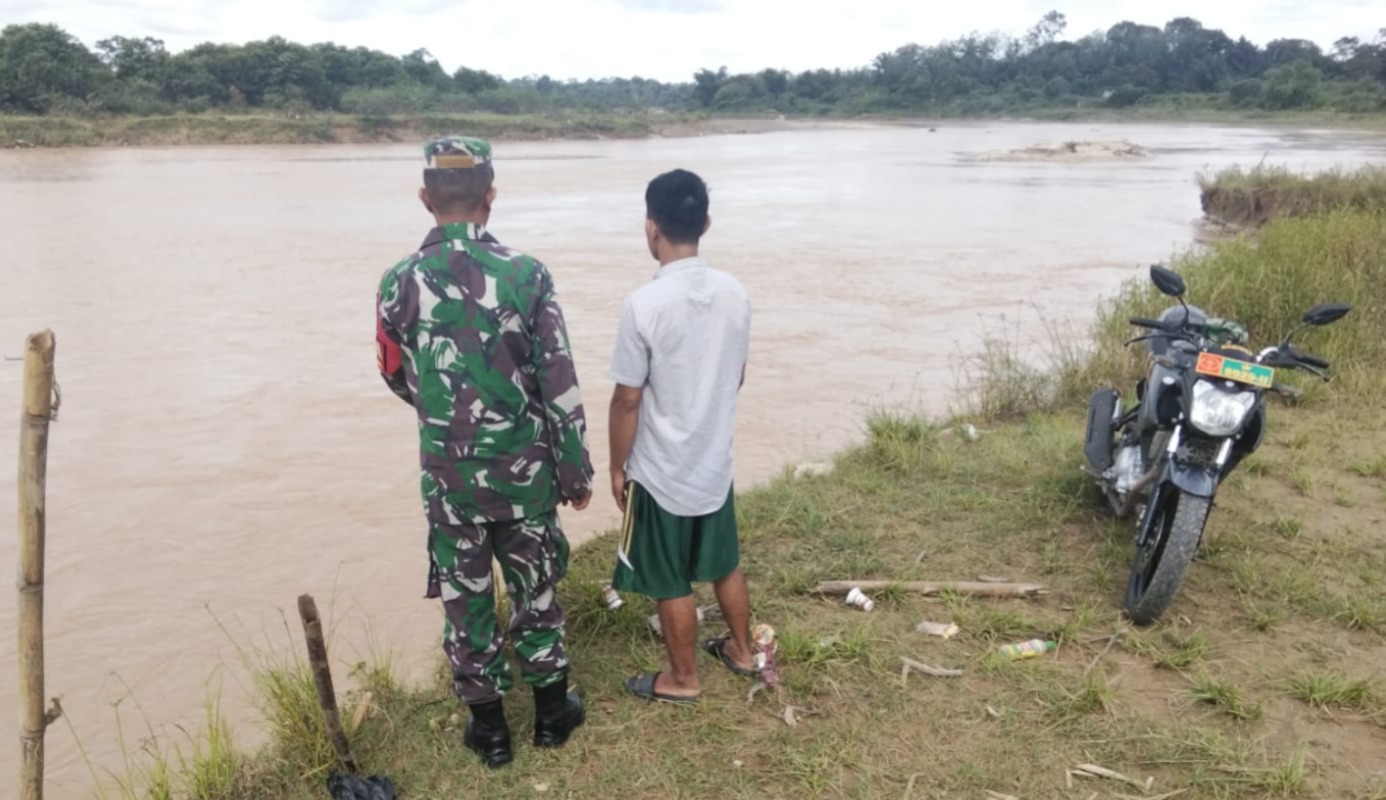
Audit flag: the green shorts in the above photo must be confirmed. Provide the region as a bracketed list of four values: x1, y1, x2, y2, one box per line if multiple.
[611, 480, 739, 600]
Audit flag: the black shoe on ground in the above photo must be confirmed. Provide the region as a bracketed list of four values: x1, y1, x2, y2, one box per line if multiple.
[533, 675, 585, 748]
[462, 699, 513, 768]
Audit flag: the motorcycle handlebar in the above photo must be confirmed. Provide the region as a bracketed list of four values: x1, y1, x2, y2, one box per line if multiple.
[1129, 317, 1166, 330]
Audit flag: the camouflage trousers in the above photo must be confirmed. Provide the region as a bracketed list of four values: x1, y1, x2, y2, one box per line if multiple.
[425, 510, 571, 705]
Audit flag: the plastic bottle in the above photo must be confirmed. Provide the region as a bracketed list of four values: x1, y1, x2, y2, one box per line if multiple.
[998, 639, 1056, 660]
[601, 584, 623, 611]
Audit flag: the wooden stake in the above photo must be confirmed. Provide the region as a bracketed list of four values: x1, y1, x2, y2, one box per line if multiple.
[19, 330, 60, 800]
[297, 594, 359, 774]
[816, 580, 1045, 598]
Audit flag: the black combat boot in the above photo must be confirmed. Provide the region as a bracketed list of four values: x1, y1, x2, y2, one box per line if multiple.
[462, 698, 513, 768]
[532, 674, 585, 748]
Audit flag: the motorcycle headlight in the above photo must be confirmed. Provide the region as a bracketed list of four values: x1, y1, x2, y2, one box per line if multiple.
[1189, 380, 1256, 436]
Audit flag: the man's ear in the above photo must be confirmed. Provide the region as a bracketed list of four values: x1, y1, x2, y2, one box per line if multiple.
[418, 186, 432, 214]
[702, 215, 712, 236]
[486, 185, 498, 208]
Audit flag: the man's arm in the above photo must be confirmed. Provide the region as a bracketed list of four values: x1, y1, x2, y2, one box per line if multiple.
[530, 264, 594, 509]
[376, 290, 414, 405]
[608, 384, 642, 511]
[608, 296, 649, 512]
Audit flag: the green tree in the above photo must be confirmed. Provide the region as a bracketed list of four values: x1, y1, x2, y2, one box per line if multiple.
[0, 23, 108, 113]
[1262, 60, 1325, 109]
[454, 66, 501, 94]
[402, 48, 450, 89]
[693, 67, 727, 107]
[95, 36, 169, 84]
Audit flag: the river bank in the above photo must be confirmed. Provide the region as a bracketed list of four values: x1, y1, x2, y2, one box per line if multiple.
[88, 169, 1386, 800]
[4, 108, 1385, 148]
[0, 113, 877, 148]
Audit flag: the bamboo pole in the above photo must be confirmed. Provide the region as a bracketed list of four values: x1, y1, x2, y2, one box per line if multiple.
[297, 594, 359, 774]
[815, 580, 1046, 598]
[19, 330, 60, 800]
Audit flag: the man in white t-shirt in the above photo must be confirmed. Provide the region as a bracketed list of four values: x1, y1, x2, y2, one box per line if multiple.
[608, 168, 756, 704]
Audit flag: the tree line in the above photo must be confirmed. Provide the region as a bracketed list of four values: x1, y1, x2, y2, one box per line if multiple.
[1, 13, 1384, 117]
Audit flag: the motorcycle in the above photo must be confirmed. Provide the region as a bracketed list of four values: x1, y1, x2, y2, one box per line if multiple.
[1083, 265, 1351, 625]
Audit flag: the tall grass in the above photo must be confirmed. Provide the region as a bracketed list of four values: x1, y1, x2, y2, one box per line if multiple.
[1059, 209, 1386, 410]
[1199, 164, 1386, 227]
[957, 207, 1386, 424]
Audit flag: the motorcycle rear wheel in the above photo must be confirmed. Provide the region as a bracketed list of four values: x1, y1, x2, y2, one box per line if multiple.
[1124, 488, 1210, 626]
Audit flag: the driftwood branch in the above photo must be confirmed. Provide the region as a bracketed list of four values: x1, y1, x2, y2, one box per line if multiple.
[816, 580, 1045, 598]
[1071, 763, 1146, 790]
[901, 657, 964, 679]
[297, 594, 359, 774]
[19, 330, 56, 800]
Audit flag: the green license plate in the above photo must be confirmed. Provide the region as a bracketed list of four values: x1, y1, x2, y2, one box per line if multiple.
[1196, 352, 1275, 388]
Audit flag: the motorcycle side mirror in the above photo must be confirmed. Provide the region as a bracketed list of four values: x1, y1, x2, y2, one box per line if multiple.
[1150, 265, 1186, 298]
[1303, 303, 1350, 326]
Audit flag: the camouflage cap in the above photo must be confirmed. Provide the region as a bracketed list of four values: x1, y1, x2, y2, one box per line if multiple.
[424, 135, 492, 169]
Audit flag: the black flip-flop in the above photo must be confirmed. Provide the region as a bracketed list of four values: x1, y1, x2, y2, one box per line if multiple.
[623, 672, 700, 705]
[702, 636, 758, 677]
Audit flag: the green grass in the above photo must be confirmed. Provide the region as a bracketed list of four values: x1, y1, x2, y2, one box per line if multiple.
[1352, 453, 1386, 479]
[1280, 670, 1381, 713]
[1190, 673, 1265, 721]
[1058, 209, 1386, 411]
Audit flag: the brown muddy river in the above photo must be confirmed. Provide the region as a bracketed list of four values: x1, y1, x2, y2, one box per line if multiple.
[2, 121, 1384, 796]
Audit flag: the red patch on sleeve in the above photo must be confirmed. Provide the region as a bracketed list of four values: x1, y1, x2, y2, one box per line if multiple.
[377, 314, 403, 376]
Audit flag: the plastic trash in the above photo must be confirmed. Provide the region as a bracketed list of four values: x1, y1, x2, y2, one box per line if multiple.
[326, 771, 396, 800]
[601, 584, 623, 610]
[998, 639, 1056, 661]
[916, 620, 961, 639]
[844, 587, 875, 612]
[753, 623, 779, 687]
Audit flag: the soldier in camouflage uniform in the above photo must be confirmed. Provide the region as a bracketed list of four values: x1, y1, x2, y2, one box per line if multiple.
[376, 135, 593, 768]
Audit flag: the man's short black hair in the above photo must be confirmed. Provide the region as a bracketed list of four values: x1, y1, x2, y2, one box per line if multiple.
[645, 169, 709, 245]
[423, 163, 495, 215]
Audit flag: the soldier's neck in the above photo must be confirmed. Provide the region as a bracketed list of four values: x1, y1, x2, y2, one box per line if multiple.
[433, 212, 489, 228]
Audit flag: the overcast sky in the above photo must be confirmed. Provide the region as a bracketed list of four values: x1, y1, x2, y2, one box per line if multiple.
[3, 0, 1381, 82]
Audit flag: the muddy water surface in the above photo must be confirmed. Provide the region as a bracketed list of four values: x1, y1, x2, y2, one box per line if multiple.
[2, 121, 1383, 796]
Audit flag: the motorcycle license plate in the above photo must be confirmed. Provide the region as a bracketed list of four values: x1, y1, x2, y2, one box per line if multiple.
[1196, 352, 1274, 388]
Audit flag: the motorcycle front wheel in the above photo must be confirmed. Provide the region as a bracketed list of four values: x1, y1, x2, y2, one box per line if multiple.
[1124, 487, 1211, 626]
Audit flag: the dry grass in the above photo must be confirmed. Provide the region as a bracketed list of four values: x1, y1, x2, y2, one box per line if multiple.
[0, 111, 668, 147]
[1199, 164, 1386, 227]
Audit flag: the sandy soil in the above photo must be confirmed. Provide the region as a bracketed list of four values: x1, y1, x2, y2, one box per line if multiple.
[965, 139, 1152, 163]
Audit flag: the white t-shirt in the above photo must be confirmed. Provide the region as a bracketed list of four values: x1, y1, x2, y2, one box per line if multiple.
[609, 256, 751, 517]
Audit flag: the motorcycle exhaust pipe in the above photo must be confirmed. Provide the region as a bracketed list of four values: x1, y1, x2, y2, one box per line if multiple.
[1115, 464, 1162, 518]
[1113, 426, 1179, 518]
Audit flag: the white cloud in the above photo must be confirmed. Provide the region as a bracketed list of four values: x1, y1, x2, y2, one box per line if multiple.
[2, 0, 1381, 81]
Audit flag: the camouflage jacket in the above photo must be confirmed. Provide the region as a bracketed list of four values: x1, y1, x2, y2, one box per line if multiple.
[376, 223, 594, 524]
